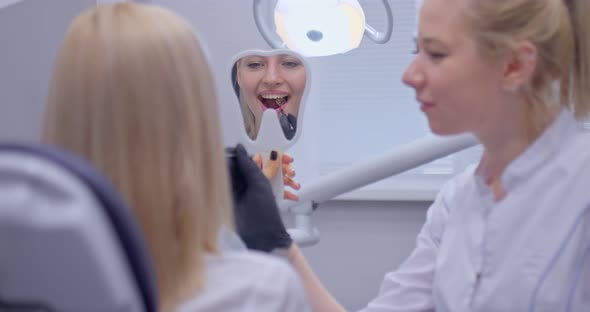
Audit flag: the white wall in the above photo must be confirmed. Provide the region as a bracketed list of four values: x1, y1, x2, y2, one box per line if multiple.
[0, 0, 95, 141]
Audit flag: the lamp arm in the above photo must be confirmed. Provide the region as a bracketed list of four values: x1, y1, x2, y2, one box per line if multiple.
[281, 134, 478, 247]
[364, 0, 394, 44]
[280, 133, 478, 212]
[253, 0, 284, 49]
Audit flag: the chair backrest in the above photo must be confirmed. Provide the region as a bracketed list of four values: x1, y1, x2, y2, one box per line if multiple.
[0, 143, 157, 312]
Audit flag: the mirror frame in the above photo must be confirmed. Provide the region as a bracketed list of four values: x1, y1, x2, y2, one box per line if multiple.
[229, 49, 311, 153]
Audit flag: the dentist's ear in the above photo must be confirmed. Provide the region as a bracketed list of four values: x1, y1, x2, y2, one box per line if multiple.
[502, 41, 538, 93]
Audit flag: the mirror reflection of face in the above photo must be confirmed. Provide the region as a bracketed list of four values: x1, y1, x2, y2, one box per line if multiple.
[235, 54, 306, 140]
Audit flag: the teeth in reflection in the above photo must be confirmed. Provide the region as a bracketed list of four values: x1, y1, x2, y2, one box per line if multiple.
[261, 94, 288, 99]
[275, 98, 286, 105]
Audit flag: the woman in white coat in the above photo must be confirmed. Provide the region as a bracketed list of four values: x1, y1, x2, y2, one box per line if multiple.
[236, 0, 590, 311]
[42, 3, 309, 312]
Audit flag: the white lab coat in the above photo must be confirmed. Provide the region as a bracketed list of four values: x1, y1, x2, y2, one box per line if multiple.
[361, 109, 590, 312]
[178, 228, 311, 312]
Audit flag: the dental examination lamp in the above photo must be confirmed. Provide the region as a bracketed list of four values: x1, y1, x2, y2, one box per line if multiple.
[253, 0, 394, 57]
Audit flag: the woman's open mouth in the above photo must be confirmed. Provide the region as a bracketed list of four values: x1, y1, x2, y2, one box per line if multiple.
[259, 94, 289, 111]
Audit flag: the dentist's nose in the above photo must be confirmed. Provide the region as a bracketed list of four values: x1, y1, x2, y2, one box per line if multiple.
[402, 58, 425, 90]
[262, 64, 283, 86]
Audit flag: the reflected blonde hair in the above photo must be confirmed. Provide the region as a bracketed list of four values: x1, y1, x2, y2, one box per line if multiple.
[43, 3, 232, 311]
[234, 61, 258, 140]
[464, 0, 590, 129]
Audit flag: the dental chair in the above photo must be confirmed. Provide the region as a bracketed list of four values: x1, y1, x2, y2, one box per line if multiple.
[0, 144, 157, 312]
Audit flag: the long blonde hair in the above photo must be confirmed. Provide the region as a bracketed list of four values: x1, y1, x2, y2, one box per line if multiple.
[464, 0, 590, 129]
[43, 3, 232, 310]
[233, 62, 258, 140]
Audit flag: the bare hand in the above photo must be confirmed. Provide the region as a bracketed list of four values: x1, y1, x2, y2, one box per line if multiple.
[253, 152, 300, 201]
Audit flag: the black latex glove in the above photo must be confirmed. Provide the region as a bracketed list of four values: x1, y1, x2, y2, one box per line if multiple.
[227, 144, 292, 252]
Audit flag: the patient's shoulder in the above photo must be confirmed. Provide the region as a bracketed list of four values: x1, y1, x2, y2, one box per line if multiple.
[178, 250, 310, 312]
[206, 249, 295, 282]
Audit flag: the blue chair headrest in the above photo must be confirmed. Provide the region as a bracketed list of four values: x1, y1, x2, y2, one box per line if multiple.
[0, 143, 157, 312]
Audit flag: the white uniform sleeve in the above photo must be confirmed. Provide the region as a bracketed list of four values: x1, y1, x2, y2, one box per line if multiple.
[243, 258, 312, 312]
[358, 177, 458, 312]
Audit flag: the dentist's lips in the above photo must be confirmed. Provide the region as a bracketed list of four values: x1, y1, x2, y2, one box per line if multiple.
[419, 100, 435, 112]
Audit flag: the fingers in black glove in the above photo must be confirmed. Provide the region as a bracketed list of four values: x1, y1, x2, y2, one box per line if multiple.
[227, 144, 292, 252]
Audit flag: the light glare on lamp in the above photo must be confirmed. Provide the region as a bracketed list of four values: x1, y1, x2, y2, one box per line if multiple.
[274, 0, 366, 57]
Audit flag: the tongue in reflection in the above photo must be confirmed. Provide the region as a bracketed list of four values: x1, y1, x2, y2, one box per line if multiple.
[263, 97, 287, 109]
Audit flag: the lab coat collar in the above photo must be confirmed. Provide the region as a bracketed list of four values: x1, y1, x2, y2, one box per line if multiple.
[474, 108, 581, 195]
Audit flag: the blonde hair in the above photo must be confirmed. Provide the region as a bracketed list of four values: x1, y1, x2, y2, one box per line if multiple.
[43, 3, 233, 311]
[464, 0, 590, 129]
[233, 62, 258, 140]
[239, 95, 258, 140]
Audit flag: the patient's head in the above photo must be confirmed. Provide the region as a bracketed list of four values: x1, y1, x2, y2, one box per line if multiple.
[234, 54, 306, 140]
[43, 3, 231, 309]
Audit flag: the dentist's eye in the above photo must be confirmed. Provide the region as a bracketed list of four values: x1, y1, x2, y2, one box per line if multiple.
[428, 52, 447, 60]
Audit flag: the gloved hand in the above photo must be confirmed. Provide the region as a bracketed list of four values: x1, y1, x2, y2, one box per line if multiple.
[228, 144, 292, 252]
